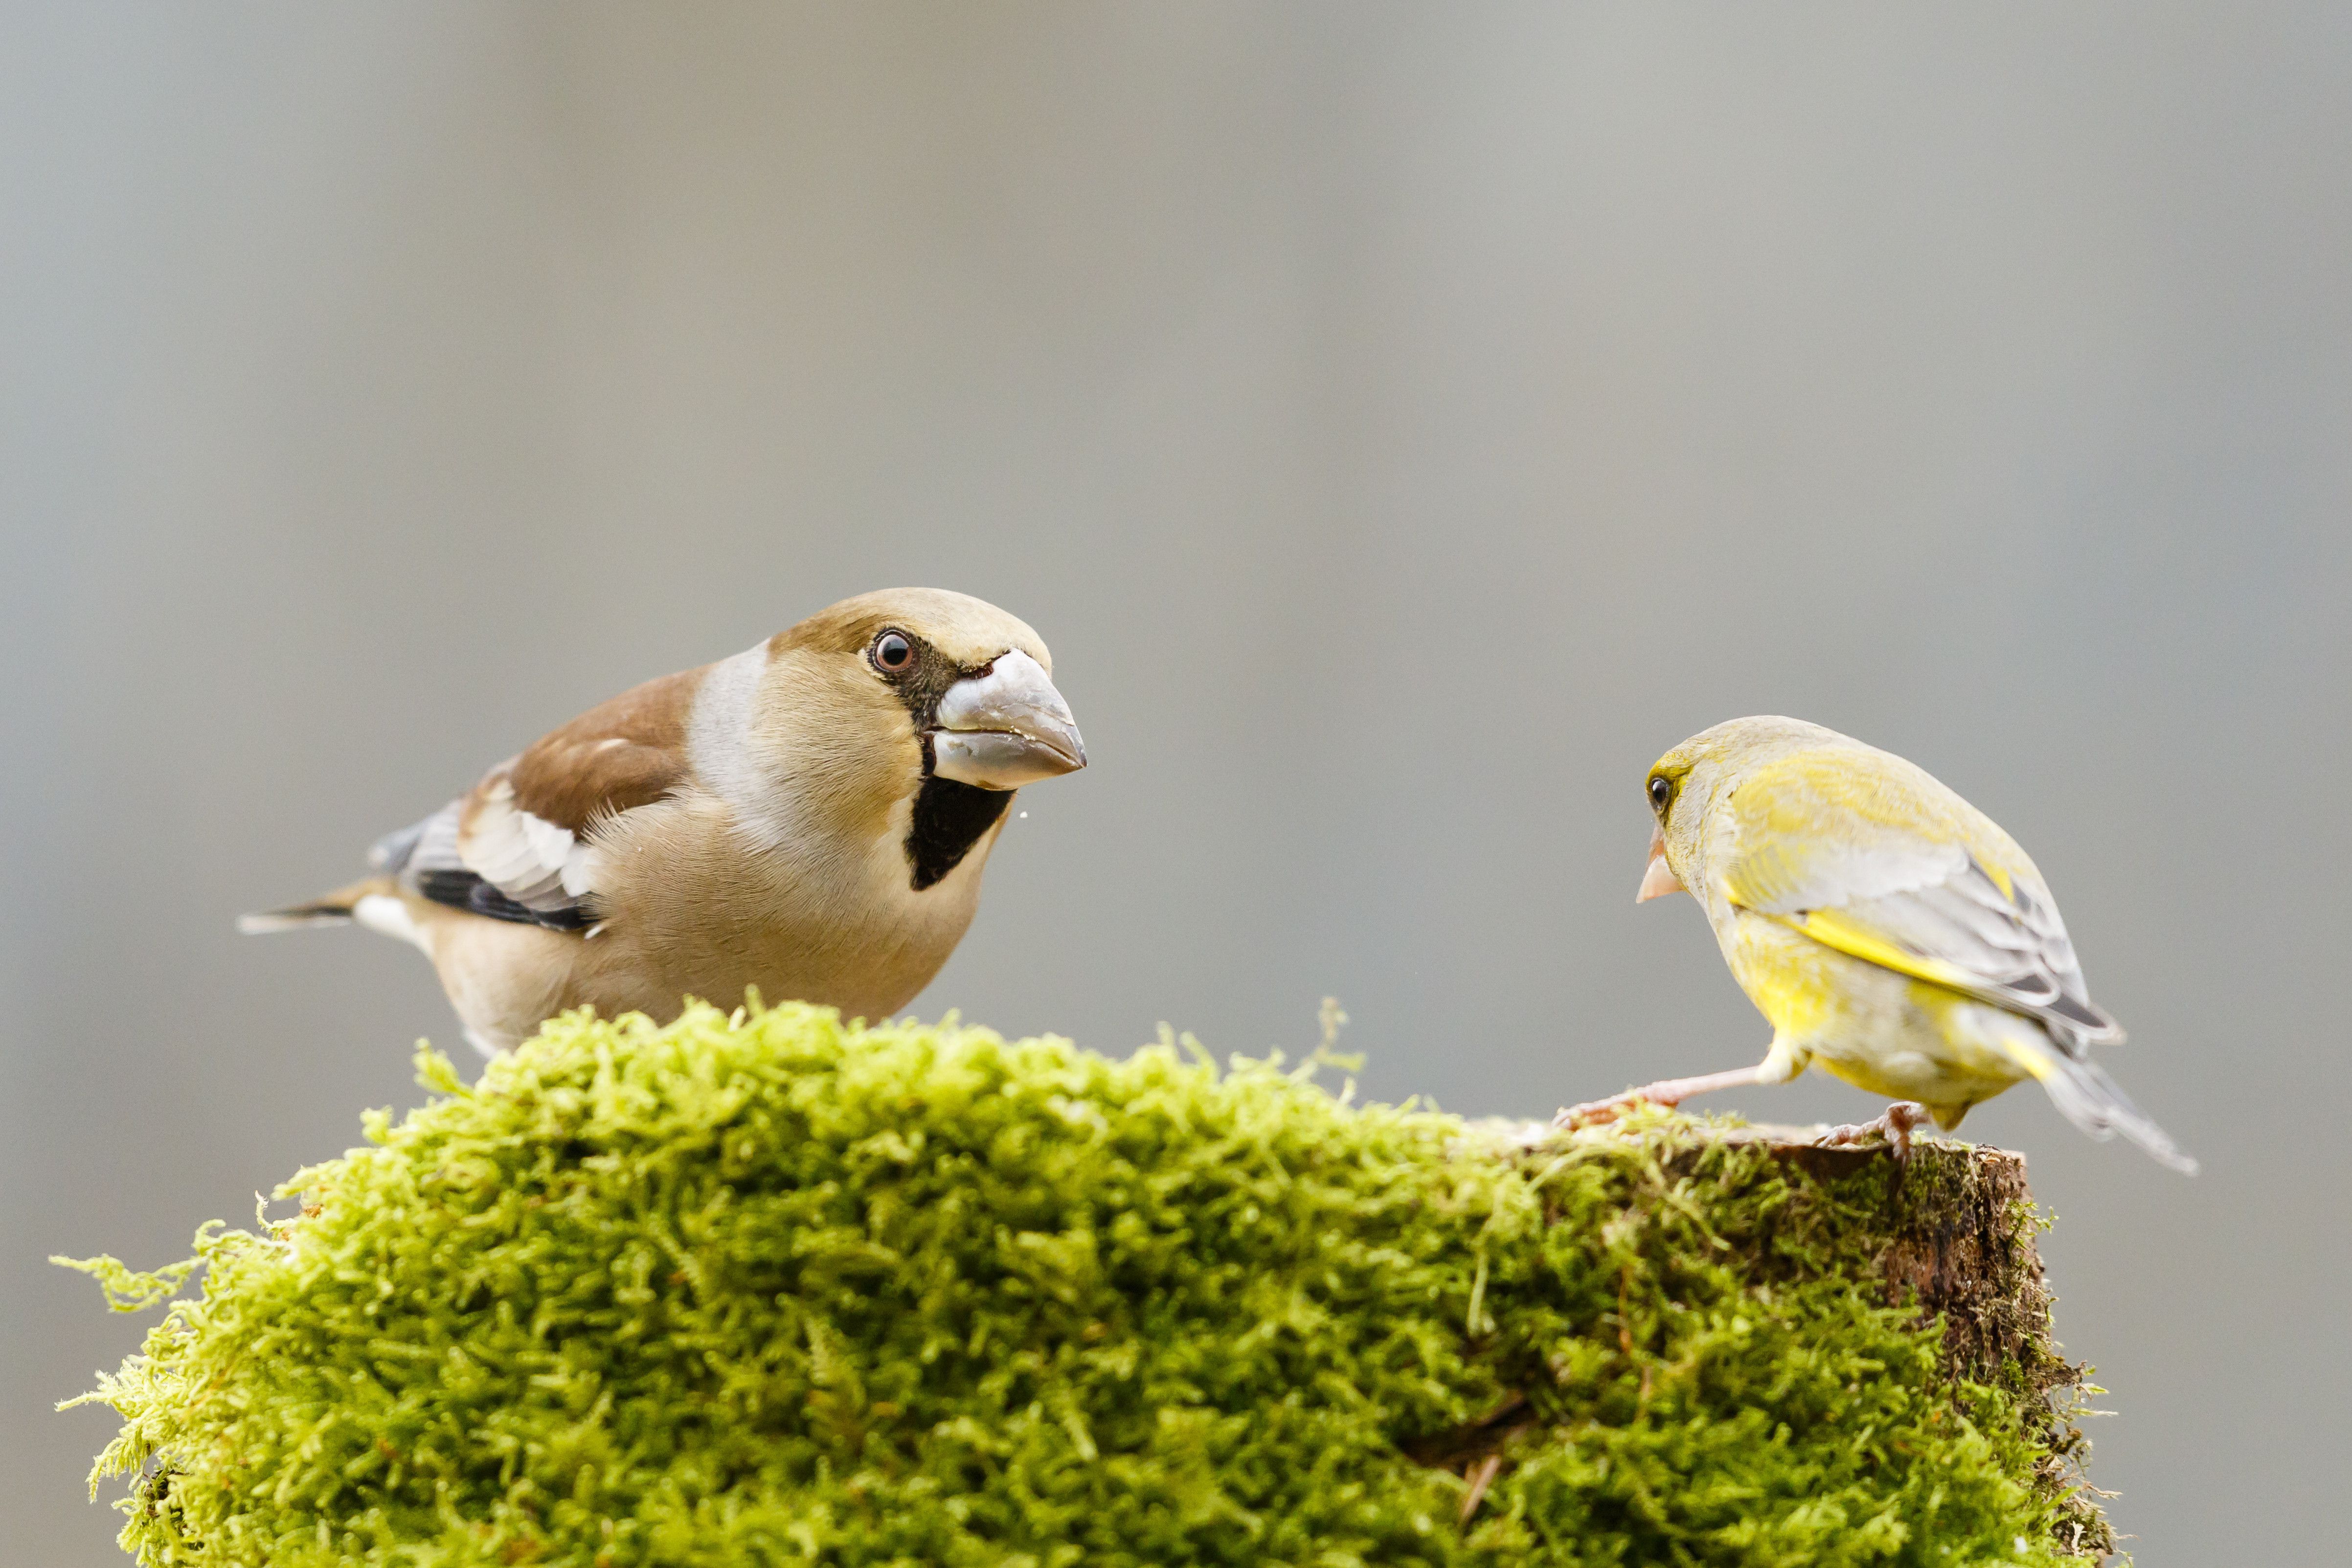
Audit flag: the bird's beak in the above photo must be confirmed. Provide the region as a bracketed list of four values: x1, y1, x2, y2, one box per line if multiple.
[929, 649, 1088, 790]
[1637, 823, 1685, 903]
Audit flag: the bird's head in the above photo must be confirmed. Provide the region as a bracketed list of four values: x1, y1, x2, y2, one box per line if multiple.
[752, 588, 1086, 888]
[776, 587, 1086, 788]
[1637, 715, 1851, 905]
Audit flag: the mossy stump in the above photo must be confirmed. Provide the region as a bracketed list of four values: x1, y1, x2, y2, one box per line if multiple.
[66, 1003, 2115, 1566]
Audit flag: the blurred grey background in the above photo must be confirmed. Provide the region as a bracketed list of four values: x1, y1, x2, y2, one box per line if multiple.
[5, 3, 2347, 1562]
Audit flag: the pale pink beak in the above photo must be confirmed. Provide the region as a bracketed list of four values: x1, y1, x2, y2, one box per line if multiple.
[1637, 823, 1685, 903]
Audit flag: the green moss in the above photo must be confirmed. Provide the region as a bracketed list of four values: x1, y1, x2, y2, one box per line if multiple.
[64, 1002, 2109, 1566]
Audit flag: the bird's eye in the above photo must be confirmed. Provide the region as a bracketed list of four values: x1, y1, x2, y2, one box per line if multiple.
[872, 631, 915, 673]
[1648, 775, 1674, 811]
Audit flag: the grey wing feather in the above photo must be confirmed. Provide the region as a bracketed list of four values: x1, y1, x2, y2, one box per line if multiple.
[370, 818, 430, 875]
[1835, 860, 2123, 1049]
[385, 798, 593, 932]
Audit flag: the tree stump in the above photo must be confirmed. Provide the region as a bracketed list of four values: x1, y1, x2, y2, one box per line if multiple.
[63, 1004, 2116, 1566]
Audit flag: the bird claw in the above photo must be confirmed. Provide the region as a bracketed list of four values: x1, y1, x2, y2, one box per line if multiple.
[1818, 1101, 1928, 1161]
[1556, 1066, 1768, 1129]
[1556, 1065, 1769, 1130]
[1555, 1089, 1659, 1128]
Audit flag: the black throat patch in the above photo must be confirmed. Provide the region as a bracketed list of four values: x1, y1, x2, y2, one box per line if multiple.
[906, 763, 1013, 890]
[877, 632, 1014, 890]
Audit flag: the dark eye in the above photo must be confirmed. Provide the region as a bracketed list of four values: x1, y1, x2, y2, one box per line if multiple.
[872, 630, 915, 673]
[1648, 775, 1673, 811]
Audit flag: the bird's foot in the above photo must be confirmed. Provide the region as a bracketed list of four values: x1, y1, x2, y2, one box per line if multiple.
[1555, 1066, 1764, 1129]
[1555, 1088, 1674, 1128]
[1817, 1101, 1929, 1161]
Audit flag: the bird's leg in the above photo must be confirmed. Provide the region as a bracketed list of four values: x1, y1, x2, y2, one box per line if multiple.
[1817, 1101, 1929, 1162]
[1555, 1066, 1765, 1129]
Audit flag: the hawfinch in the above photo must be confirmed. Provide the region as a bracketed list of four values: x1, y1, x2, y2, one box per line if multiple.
[243, 589, 1086, 1054]
[1562, 716, 2194, 1172]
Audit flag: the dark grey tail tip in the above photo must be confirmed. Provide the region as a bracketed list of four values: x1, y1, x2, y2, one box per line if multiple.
[2124, 1125, 2199, 1176]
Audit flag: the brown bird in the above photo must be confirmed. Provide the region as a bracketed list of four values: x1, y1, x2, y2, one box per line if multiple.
[243, 588, 1086, 1053]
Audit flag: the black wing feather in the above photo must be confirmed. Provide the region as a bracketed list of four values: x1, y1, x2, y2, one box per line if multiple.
[413, 867, 593, 932]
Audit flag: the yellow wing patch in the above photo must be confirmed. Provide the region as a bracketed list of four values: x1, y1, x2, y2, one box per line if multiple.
[1999, 1035, 2056, 1082]
[1786, 907, 1985, 1000]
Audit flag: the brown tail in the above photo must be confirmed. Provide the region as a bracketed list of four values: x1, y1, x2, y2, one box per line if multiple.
[237, 876, 394, 934]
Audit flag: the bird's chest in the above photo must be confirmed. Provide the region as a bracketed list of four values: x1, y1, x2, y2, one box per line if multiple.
[581, 792, 1000, 1019]
[1720, 908, 1906, 1047]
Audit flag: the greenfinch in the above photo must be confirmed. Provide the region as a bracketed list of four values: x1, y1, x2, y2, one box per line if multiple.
[1573, 716, 2194, 1173]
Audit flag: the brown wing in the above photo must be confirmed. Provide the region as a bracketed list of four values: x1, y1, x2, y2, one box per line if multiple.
[502, 665, 701, 831]
[392, 666, 705, 930]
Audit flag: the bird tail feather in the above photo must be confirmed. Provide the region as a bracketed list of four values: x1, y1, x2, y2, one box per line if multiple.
[2019, 1035, 2198, 1175]
[238, 876, 394, 934]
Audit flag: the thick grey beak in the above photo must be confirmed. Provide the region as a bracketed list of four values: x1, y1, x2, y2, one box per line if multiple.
[929, 649, 1087, 790]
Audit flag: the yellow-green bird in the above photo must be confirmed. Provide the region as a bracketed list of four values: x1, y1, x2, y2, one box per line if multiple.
[1574, 715, 2194, 1172]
